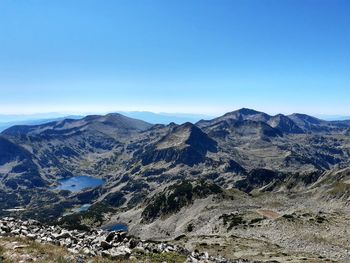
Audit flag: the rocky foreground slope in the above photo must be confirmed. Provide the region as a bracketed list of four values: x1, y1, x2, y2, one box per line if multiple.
[0, 217, 269, 263]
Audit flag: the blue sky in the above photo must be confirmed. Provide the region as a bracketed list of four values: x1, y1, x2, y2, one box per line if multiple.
[0, 0, 349, 115]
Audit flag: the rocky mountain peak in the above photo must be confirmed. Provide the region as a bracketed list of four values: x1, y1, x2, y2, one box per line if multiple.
[157, 122, 216, 151]
[288, 113, 323, 125]
[267, 114, 304, 134]
[221, 108, 271, 122]
[196, 108, 272, 129]
[141, 122, 217, 166]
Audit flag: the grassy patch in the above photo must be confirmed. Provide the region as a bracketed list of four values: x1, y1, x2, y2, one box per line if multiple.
[249, 217, 265, 225]
[174, 234, 187, 241]
[328, 181, 350, 199]
[0, 237, 187, 263]
[135, 251, 187, 263]
[282, 214, 296, 221]
[315, 215, 327, 224]
[58, 202, 116, 230]
[220, 213, 246, 230]
[0, 237, 74, 263]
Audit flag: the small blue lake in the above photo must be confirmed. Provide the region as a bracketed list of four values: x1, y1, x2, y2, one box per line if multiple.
[54, 176, 105, 192]
[107, 224, 128, 232]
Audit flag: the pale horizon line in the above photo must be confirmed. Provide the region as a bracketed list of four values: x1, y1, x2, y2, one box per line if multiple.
[0, 108, 349, 121]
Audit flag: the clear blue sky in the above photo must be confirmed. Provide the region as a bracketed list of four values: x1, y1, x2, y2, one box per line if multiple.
[0, 0, 349, 115]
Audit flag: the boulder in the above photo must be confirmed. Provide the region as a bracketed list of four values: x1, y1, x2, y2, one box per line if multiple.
[100, 240, 113, 250]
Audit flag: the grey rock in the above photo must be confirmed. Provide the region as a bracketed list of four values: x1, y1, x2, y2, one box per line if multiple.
[0, 217, 238, 263]
[100, 240, 112, 250]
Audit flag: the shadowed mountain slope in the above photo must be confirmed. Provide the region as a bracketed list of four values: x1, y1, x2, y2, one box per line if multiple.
[0, 136, 45, 189]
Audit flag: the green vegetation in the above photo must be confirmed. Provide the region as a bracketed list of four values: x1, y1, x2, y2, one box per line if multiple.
[315, 215, 327, 224]
[142, 180, 222, 222]
[121, 180, 149, 192]
[249, 217, 265, 225]
[141, 168, 166, 177]
[187, 223, 193, 232]
[0, 237, 76, 263]
[134, 250, 187, 263]
[127, 191, 148, 208]
[0, 237, 186, 263]
[76, 188, 104, 203]
[282, 214, 296, 221]
[220, 213, 246, 230]
[174, 234, 187, 241]
[104, 192, 126, 207]
[328, 181, 350, 199]
[0, 245, 5, 260]
[58, 202, 115, 230]
[20, 200, 76, 225]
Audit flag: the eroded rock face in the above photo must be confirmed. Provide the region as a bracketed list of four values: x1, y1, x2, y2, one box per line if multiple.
[0, 217, 267, 263]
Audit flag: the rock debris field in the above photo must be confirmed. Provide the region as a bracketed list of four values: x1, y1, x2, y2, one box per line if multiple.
[0, 217, 271, 263]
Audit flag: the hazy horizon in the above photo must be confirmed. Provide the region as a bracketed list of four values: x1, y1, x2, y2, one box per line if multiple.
[0, 109, 349, 124]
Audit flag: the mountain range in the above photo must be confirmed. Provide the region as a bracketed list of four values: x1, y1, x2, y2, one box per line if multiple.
[0, 108, 350, 262]
[0, 112, 214, 132]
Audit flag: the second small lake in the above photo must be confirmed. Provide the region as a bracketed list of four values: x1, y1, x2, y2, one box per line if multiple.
[54, 176, 105, 192]
[107, 224, 129, 232]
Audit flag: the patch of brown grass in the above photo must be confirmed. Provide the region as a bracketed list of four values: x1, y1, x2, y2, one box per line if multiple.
[0, 237, 186, 263]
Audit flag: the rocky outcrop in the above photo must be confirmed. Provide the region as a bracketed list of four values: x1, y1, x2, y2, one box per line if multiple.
[235, 169, 282, 192]
[0, 217, 183, 259]
[267, 114, 304, 134]
[0, 217, 267, 263]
